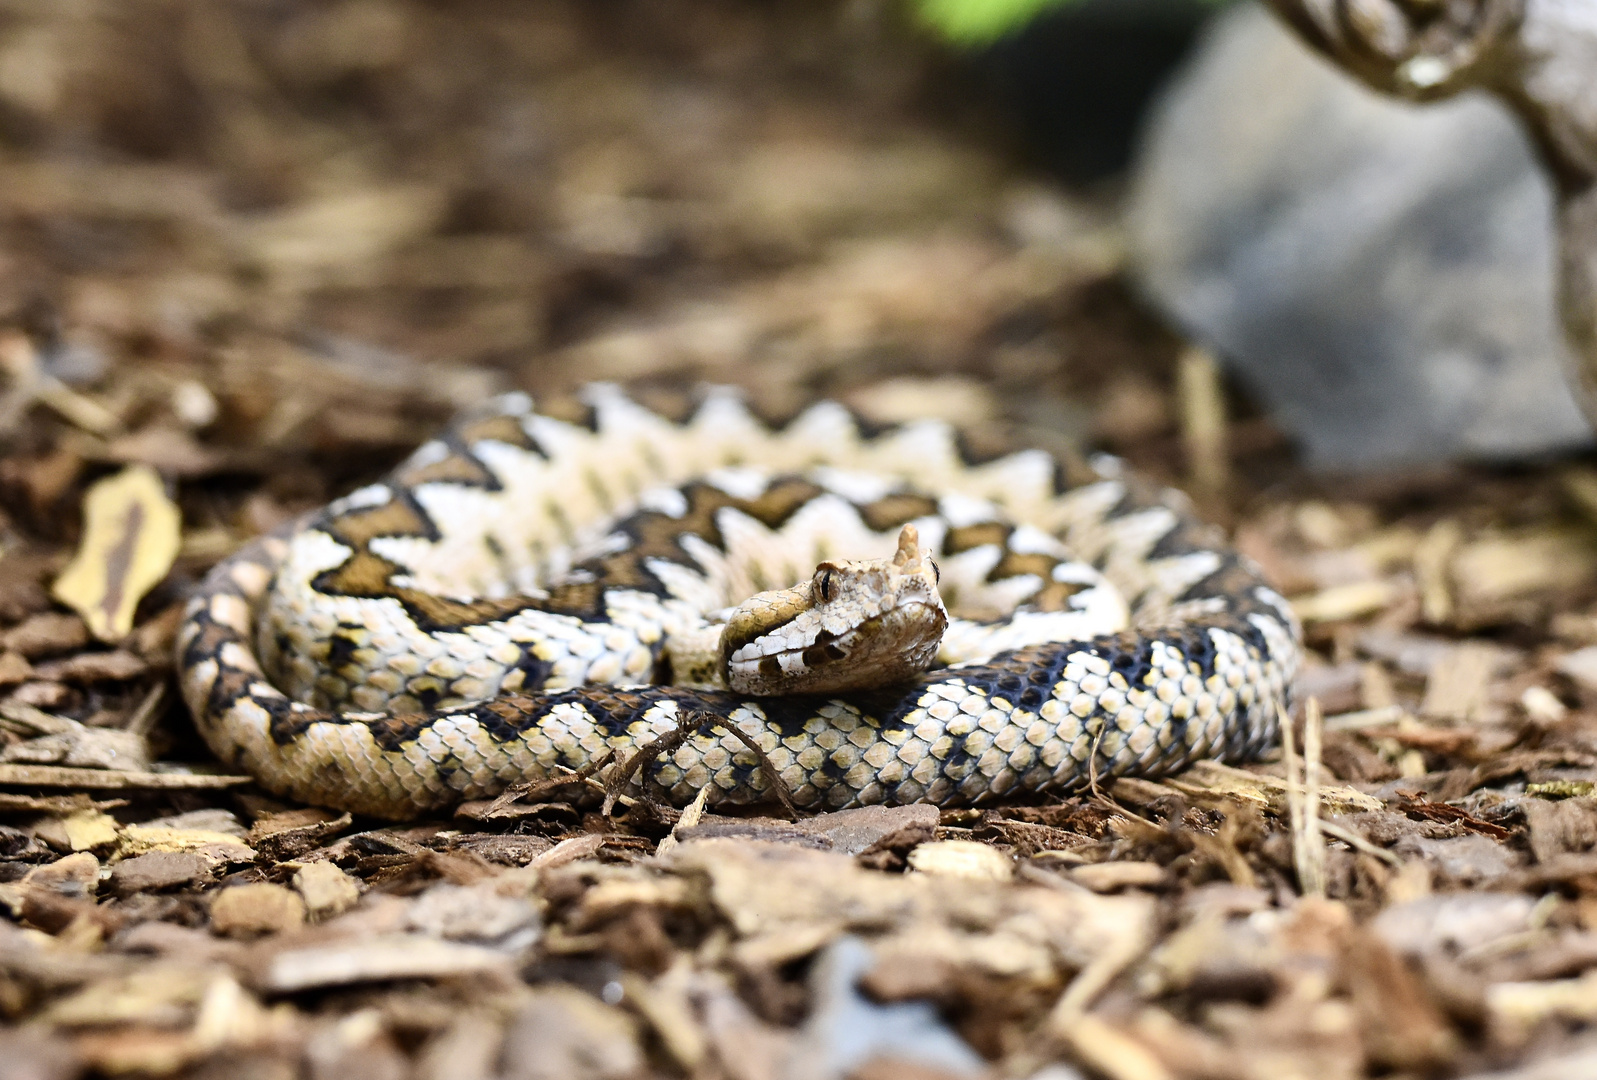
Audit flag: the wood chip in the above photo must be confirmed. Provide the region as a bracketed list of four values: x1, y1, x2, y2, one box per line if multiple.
[31, 649, 147, 683]
[1557, 646, 1597, 695]
[0, 763, 250, 790]
[1521, 686, 1569, 726]
[248, 808, 352, 861]
[1452, 530, 1597, 626]
[1420, 642, 1514, 721]
[845, 376, 998, 427]
[1, 714, 150, 771]
[293, 862, 362, 920]
[118, 823, 256, 865]
[241, 184, 449, 278]
[109, 851, 212, 896]
[1489, 971, 1597, 1031]
[1290, 580, 1399, 624]
[42, 965, 212, 1027]
[0, 613, 89, 659]
[1164, 760, 1383, 815]
[210, 883, 306, 937]
[22, 851, 101, 897]
[0, 792, 125, 814]
[255, 933, 511, 992]
[906, 840, 1013, 881]
[30, 809, 120, 853]
[0, 652, 34, 686]
[1413, 519, 1462, 625]
[7, 682, 69, 708]
[1069, 861, 1166, 892]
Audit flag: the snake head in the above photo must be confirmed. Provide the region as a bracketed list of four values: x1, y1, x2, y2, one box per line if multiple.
[720, 524, 948, 697]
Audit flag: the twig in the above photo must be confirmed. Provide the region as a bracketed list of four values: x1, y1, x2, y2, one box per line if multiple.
[1281, 700, 1327, 897]
[481, 749, 615, 819]
[1280, 703, 1302, 837]
[602, 709, 800, 821]
[0, 331, 124, 440]
[603, 715, 708, 816]
[1301, 696, 1325, 897]
[720, 720, 799, 821]
[1322, 704, 1407, 732]
[1090, 791, 1160, 830]
[123, 682, 167, 737]
[1178, 344, 1228, 499]
[1318, 819, 1402, 867]
[1413, 520, 1461, 625]
[1052, 930, 1152, 1019]
[1087, 725, 1105, 800]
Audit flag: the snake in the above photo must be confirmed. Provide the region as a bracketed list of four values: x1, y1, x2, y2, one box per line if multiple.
[177, 384, 1300, 820]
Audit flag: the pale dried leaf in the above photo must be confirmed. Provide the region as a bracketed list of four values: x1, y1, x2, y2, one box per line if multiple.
[52, 464, 180, 641]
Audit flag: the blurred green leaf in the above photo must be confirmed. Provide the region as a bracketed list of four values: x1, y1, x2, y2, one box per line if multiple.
[912, 0, 1077, 45]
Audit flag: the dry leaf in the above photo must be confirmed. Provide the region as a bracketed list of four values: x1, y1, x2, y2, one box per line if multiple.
[52, 465, 180, 642]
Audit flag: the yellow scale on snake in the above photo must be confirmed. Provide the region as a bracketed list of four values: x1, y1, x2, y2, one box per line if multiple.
[177, 385, 1300, 820]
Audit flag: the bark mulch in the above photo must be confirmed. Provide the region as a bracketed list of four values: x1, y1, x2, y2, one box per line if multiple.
[0, 3, 1594, 1079]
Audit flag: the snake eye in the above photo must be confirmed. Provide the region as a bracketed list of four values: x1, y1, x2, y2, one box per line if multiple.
[818, 568, 834, 602]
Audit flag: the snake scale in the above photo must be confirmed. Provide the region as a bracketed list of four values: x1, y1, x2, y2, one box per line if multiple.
[177, 385, 1300, 820]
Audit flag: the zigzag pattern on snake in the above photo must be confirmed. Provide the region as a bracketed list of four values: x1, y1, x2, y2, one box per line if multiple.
[177, 385, 1301, 820]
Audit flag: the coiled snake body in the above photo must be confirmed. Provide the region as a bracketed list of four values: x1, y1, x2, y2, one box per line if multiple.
[178, 386, 1300, 820]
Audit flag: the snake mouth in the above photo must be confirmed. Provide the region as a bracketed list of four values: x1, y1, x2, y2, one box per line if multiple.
[734, 598, 949, 693]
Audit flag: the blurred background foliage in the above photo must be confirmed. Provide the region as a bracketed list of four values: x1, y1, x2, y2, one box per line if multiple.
[913, 0, 1078, 44]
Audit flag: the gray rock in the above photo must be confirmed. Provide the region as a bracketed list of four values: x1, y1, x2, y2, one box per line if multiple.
[785, 935, 985, 1080]
[1127, 4, 1590, 468]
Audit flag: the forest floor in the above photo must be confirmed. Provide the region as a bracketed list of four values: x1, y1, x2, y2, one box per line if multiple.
[2, 3, 1597, 1079]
